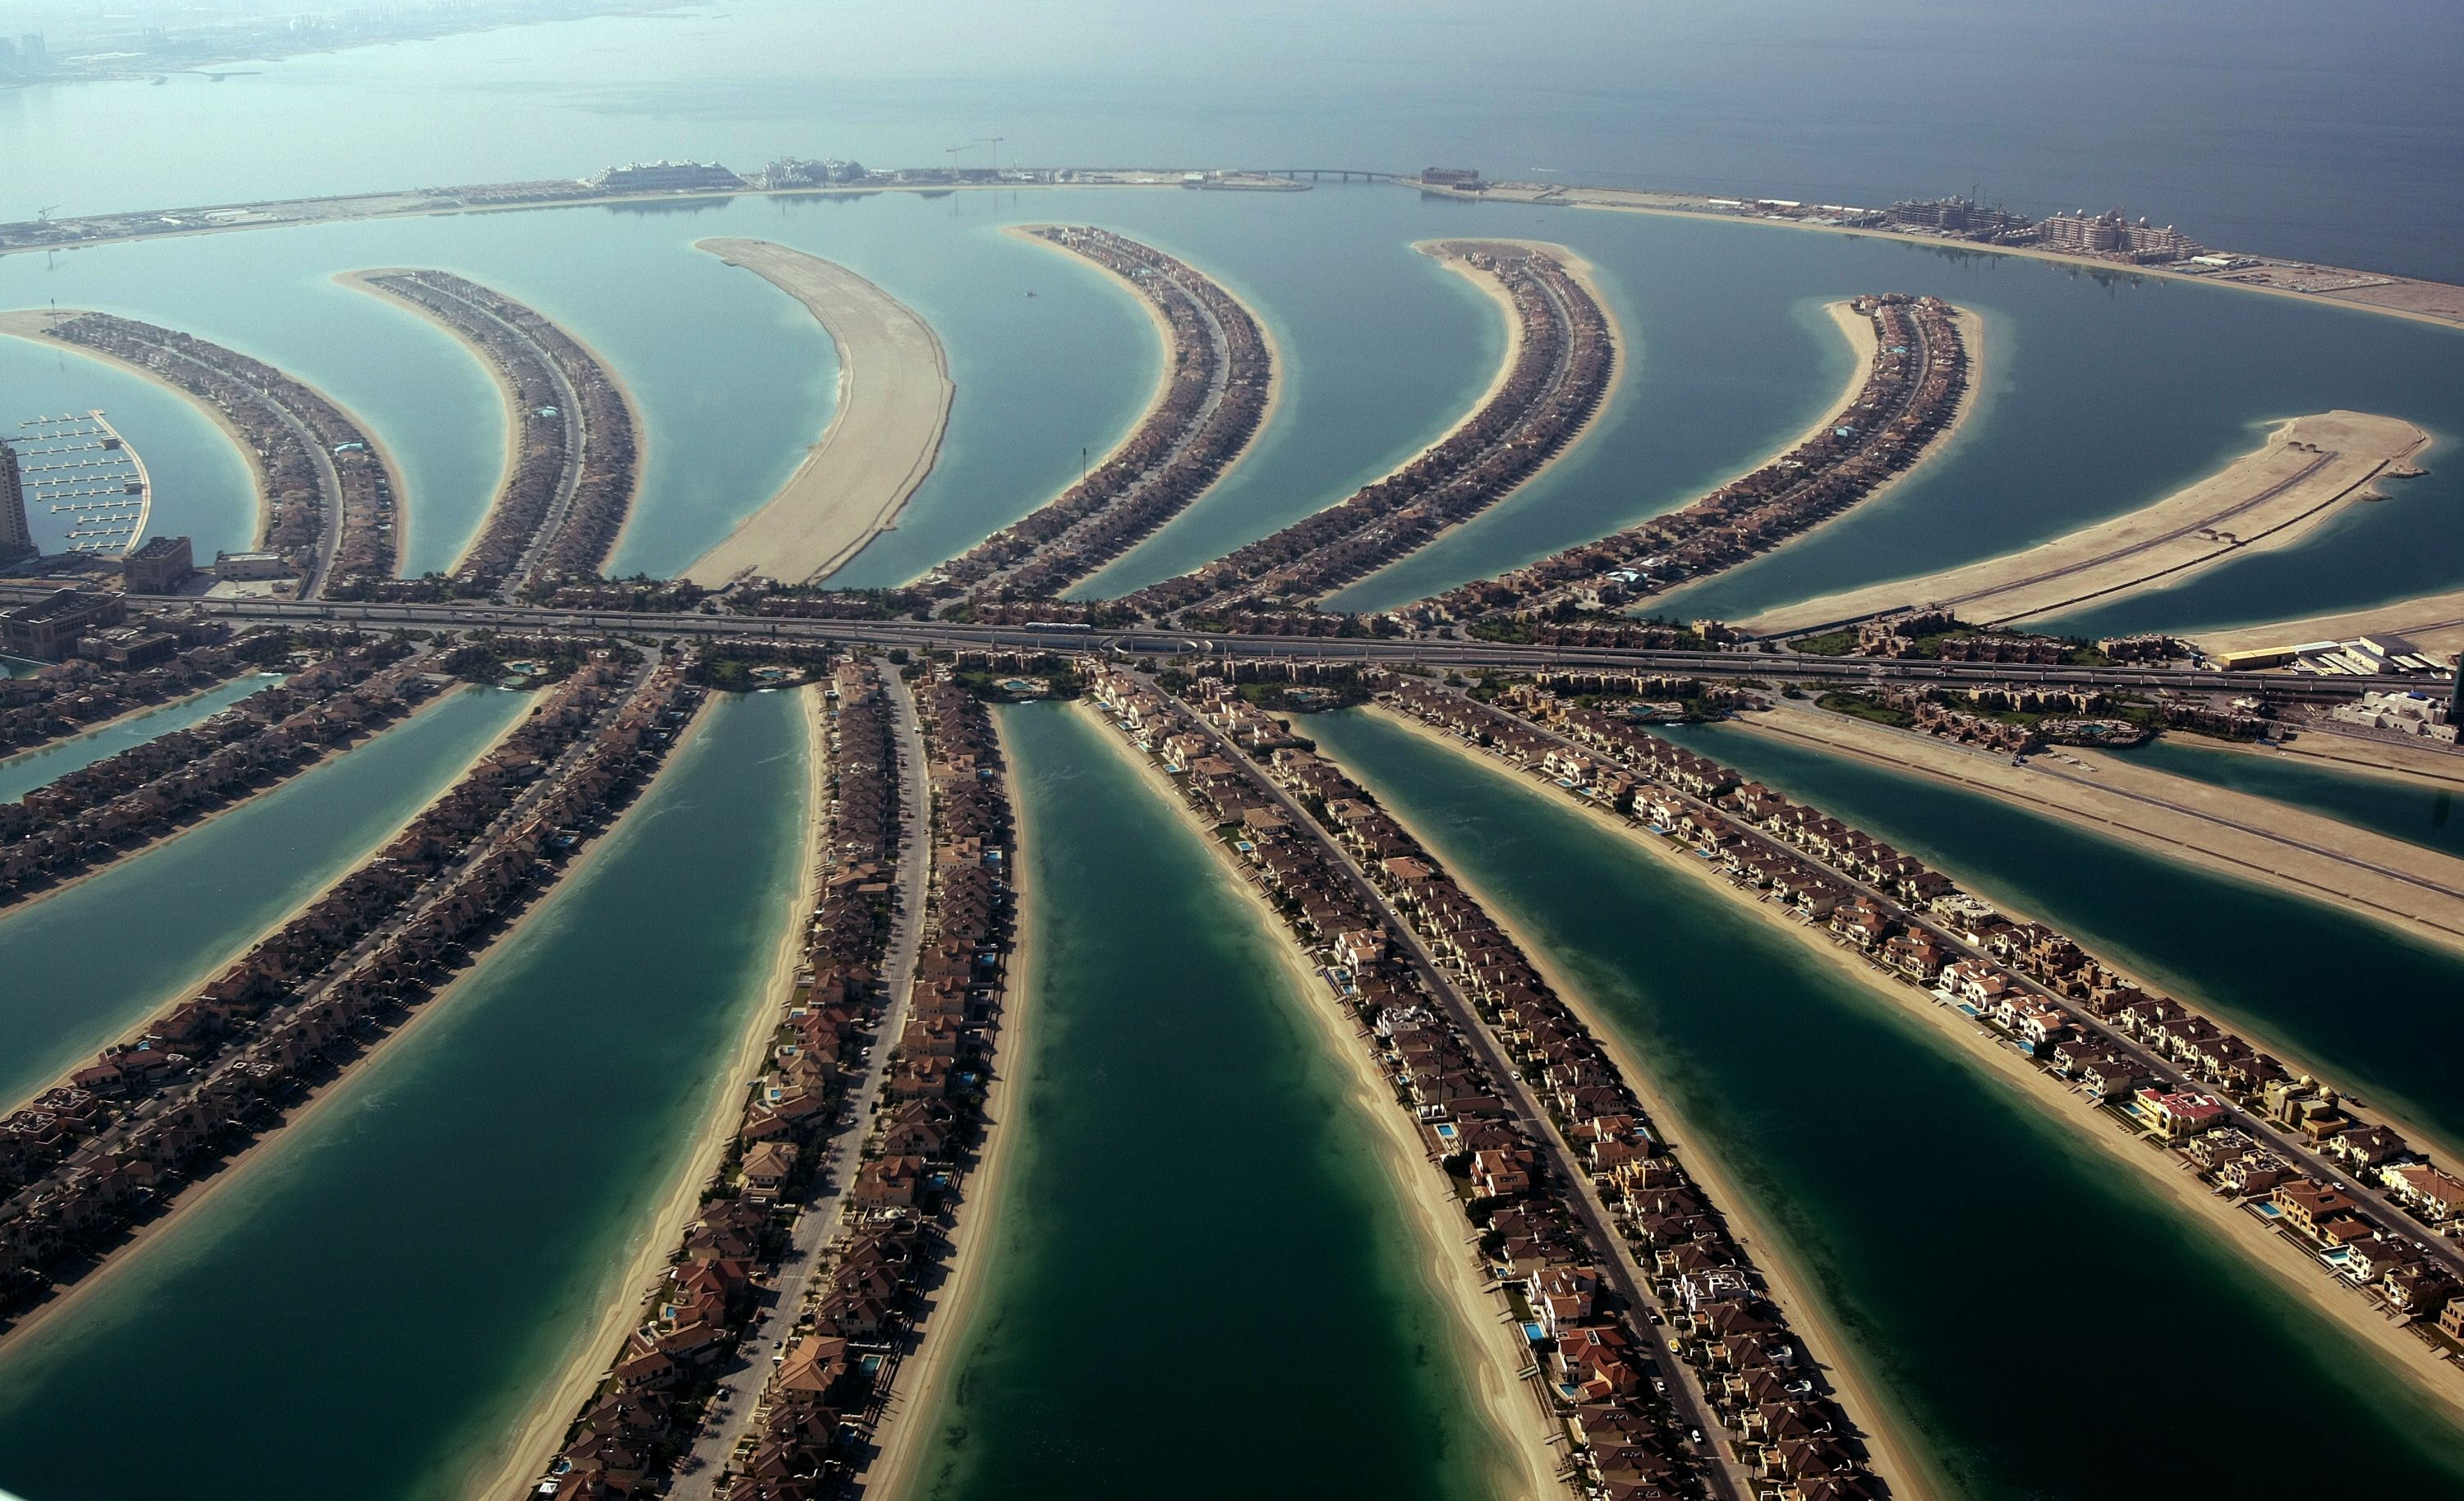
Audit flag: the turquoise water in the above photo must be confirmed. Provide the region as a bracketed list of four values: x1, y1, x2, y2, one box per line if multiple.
[0, 686, 810, 1501]
[1662, 720, 2464, 1161]
[1308, 706, 2464, 1499]
[0, 673, 274, 804]
[0, 329, 260, 558]
[905, 701, 1518, 1501]
[2125, 733, 2464, 862]
[11, 188, 2459, 629]
[0, 684, 529, 1111]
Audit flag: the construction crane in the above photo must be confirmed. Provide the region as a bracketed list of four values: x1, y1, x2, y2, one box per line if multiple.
[979, 136, 1006, 173]
[34, 204, 60, 223]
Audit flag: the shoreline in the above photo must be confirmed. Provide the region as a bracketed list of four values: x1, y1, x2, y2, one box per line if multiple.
[1088, 701, 1561, 1501]
[684, 240, 953, 587]
[333, 269, 522, 577]
[1328, 239, 1622, 609]
[1745, 408, 2427, 635]
[1721, 705, 2464, 1167]
[995, 223, 1288, 598]
[0, 306, 276, 549]
[1365, 707, 1947, 1501]
[1374, 707, 2464, 1431]
[1655, 302, 1984, 621]
[1739, 701, 2464, 965]
[859, 709, 1040, 1500]
[0, 668, 274, 782]
[0, 681, 461, 937]
[2188, 573, 2464, 660]
[470, 688, 818, 1501]
[0, 683, 633, 1362]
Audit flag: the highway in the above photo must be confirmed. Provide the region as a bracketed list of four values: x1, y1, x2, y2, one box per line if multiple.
[172, 595, 2439, 700]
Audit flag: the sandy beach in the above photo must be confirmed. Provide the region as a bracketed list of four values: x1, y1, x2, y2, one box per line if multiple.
[1366, 708, 1948, 1501]
[469, 688, 821, 1500]
[1735, 700, 2464, 962]
[1746, 409, 2429, 634]
[2255, 728, 2464, 788]
[1087, 705, 1564, 1501]
[0, 305, 276, 548]
[859, 712, 1041, 1501]
[2191, 583, 2464, 659]
[1377, 708, 2464, 1430]
[0, 686, 522, 1122]
[684, 240, 954, 586]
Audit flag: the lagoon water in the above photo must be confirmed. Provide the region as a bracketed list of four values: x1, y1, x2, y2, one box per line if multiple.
[1662, 721, 2464, 1164]
[2122, 734, 2464, 862]
[0, 686, 810, 1500]
[0, 684, 529, 1112]
[1308, 707, 2464, 1499]
[0, 672, 274, 805]
[901, 701, 1519, 1501]
[7, 181, 2459, 628]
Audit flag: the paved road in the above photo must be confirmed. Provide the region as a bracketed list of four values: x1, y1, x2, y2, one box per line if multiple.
[1169, 686, 1749, 1501]
[670, 672, 934, 1499]
[169, 597, 2437, 701]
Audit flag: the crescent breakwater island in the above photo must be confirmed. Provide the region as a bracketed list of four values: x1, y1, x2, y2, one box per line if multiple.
[0, 308, 398, 595]
[7, 161, 2462, 337]
[0, 646, 701, 1333]
[338, 269, 643, 597]
[1745, 411, 2431, 637]
[1077, 240, 1615, 627]
[923, 226, 1275, 604]
[684, 241, 954, 590]
[1374, 675, 2464, 1418]
[1080, 661, 1901, 1501]
[1418, 296, 1972, 643]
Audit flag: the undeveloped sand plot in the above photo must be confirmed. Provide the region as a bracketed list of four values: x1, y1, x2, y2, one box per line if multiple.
[683, 240, 954, 585]
[1744, 410, 2429, 634]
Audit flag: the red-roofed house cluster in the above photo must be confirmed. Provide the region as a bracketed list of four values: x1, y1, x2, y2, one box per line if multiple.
[1086, 659, 1888, 1501]
[1385, 677, 2464, 1352]
[0, 656, 696, 1323]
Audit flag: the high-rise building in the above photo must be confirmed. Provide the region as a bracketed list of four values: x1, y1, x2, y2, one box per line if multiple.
[0, 439, 35, 564]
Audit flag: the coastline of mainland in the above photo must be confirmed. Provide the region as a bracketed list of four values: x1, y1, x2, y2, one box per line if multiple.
[1371, 704, 2464, 1432]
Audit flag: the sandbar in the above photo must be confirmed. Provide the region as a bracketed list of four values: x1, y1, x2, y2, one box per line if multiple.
[1377, 706, 2464, 1428]
[684, 241, 954, 586]
[1746, 410, 2429, 634]
[2192, 585, 2464, 661]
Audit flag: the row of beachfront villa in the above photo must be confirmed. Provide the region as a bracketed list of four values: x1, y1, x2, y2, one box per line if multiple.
[0, 654, 696, 1325]
[1090, 659, 1887, 1501]
[1387, 676, 2464, 1358]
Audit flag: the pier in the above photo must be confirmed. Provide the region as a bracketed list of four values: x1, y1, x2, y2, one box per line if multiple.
[9, 411, 150, 557]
